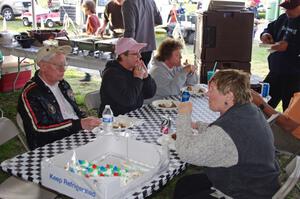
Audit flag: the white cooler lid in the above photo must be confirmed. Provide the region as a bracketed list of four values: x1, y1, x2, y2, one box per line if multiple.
[1, 55, 33, 74]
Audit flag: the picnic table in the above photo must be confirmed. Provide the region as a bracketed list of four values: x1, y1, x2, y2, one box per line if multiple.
[0, 44, 108, 90]
[0, 94, 219, 198]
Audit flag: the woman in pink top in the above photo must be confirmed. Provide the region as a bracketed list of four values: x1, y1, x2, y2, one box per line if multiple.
[82, 0, 101, 35]
[80, 0, 101, 82]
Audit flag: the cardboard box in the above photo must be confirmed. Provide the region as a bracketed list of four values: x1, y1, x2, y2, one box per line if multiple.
[0, 56, 32, 92]
[41, 135, 169, 199]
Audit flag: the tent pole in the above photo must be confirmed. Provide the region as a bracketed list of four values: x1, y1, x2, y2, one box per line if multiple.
[31, 0, 37, 30]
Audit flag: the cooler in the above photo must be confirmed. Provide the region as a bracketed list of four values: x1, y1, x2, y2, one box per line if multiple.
[0, 56, 32, 92]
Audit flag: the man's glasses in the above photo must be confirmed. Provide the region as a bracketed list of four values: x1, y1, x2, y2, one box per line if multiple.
[44, 61, 68, 70]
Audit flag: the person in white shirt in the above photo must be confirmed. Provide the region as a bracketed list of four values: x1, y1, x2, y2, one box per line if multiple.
[18, 45, 100, 150]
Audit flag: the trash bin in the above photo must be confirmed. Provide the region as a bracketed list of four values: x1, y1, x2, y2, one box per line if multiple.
[266, 0, 280, 21]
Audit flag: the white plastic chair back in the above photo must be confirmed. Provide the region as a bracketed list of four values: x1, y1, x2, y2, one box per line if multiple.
[0, 117, 19, 145]
[0, 117, 29, 151]
[84, 90, 101, 111]
[272, 156, 300, 199]
[0, 116, 57, 199]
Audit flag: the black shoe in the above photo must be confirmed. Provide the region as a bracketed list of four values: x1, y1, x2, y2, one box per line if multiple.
[80, 73, 91, 82]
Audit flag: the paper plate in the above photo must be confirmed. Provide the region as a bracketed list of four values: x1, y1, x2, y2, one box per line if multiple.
[182, 84, 207, 96]
[258, 43, 274, 48]
[95, 115, 144, 132]
[152, 99, 179, 111]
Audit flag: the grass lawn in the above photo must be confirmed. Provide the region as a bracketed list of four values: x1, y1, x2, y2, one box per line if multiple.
[0, 20, 298, 198]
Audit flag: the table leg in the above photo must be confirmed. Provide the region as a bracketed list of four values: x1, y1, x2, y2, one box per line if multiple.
[13, 57, 28, 92]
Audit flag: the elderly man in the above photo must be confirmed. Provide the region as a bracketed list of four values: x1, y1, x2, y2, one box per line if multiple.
[98, 38, 156, 116]
[148, 38, 198, 101]
[260, 0, 300, 111]
[18, 45, 100, 150]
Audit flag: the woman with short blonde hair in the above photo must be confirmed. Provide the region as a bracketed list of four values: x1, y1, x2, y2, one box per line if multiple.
[209, 69, 252, 105]
[174, 69, 280, 199]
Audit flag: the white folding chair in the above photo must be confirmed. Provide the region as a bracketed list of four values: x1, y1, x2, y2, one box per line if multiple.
[16, 112, 25, 136]
[84, 90, 101, 111]
[0, 116, 57, 199]
[273, 156, 300, 199]
[211, 156, 300, 199]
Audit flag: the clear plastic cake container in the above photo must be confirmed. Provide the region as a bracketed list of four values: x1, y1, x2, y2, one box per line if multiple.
[41, 135, 169, 199]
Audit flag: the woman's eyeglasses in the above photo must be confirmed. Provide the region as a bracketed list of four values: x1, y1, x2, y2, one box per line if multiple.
[127, 52, 141, 57]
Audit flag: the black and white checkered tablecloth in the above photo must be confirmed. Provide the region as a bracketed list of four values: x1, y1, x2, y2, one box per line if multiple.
[0, 95, 219, 199]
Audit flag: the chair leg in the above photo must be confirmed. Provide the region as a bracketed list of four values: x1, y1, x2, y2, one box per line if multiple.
[295, 183, 300, 192]
[17, 134, 30, 151]
[281, 154, 297, 169]
[281, 149, 300, 169]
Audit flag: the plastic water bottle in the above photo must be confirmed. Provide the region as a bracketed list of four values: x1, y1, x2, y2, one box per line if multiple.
[102, 105, 113, 133]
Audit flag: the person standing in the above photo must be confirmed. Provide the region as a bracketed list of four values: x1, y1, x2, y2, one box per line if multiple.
[246, 0, 260, 37]
[260, 0, 300, 110]
[98, 0, 125, 37]
[81, 0, 101, 82]
[122, 0, 162, 67]
[82, 0, 101, 35]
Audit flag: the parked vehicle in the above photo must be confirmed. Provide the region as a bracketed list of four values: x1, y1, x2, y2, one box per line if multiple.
[0, 0, 31, 21]
[22, 7, 61, 28]
[166, 13, 196, 45]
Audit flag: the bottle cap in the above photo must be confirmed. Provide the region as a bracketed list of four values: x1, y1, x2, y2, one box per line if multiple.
[105, 105, 110, 108]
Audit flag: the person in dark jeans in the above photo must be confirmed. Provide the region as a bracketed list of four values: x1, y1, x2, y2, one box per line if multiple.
[260, 0, 300, 110]
[122, 0, 162, 67]
[80, 0, 101, 82]
[246, 0, 260, 38]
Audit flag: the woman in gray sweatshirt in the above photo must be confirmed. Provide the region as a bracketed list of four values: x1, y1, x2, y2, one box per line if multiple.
[148, 39, 198, 102]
